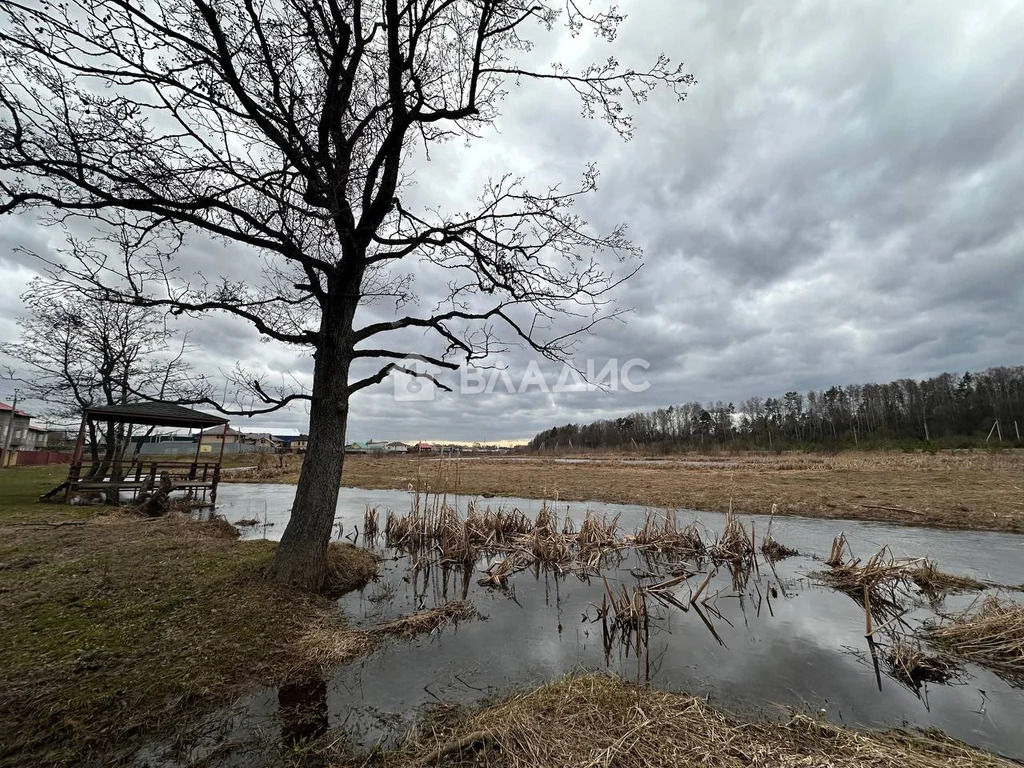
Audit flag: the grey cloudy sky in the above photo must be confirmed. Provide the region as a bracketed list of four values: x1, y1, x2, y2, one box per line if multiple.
[2, 0, 1023, 443]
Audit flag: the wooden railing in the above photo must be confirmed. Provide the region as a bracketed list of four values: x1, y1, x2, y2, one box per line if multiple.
[66, 459, 223, 503]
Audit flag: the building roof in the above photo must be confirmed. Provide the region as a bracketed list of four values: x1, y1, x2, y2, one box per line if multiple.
[85, 402, 228, 429]
[199, 424, 243, 436]
[0, 402, 32, 418]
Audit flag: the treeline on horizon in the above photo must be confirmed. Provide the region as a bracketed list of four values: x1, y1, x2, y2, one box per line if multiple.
[528, 366, 1024, 453]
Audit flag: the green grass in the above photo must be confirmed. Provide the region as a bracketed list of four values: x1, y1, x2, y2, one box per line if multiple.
[0, 466, 378, 767]
[0, 465, 100, 523]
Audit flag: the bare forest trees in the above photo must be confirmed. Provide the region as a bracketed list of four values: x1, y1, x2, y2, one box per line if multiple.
[0, 0, 694, 589]
[6, 278, 193, 494]
[529, 366, 1024, 452]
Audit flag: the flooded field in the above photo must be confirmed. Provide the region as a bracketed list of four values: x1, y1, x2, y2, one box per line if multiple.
[170, 484, 1024, 764]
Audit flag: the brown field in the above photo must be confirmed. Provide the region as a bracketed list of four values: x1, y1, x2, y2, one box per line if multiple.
[327, 450, 1024, 533]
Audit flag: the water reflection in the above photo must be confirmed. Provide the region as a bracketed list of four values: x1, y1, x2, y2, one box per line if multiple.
[277, 679, 329, 747]
[208, 484, 1024, 760]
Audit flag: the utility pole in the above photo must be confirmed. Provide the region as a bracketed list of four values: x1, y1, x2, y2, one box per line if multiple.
[2, 389, 20, 467]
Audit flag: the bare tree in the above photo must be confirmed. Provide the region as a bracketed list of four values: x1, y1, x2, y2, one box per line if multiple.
[0, 0, 694, 590]
[6, 277, 193, 492]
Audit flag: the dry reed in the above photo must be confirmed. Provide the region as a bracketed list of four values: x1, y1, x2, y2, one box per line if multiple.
[910, 562, 985, 595]
[364, 505, 379, 539]
[882, 635, 961, 690]
[760, 532, 798, 561]
[380, 673, 1014, 768]
[820, 538, 987, 603]
[375, 601, 478, 639]
[710, 510, 755, 564]
[632, 510, 704, 557]
[926, 597, 1024, 683]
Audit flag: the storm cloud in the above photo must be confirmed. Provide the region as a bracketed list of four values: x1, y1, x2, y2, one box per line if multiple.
[2, 0, 1023, 442]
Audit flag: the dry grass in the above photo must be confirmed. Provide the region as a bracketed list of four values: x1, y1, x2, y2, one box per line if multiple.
[926, 597, 1024, 684]
[344, 673, 1016, 768]
[296, 602, 479, 674]
[326, 450, 1024, 532]
[375, 600, 477, 639]
[323, 542, 381, 598]
[0, 466, 381, 767]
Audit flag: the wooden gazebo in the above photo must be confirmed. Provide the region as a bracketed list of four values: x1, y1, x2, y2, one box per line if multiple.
[63, 403, 230, 507]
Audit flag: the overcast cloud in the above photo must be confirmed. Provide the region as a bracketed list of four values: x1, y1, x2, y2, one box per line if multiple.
[2, 0, 1023, 443]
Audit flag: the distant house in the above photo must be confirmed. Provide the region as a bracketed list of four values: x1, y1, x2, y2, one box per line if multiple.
[247, 432, 283, 450]
[273, 434, 309, 453]
[197, 424, 273, 453]
[386, 441, 410, 454]
[0, 402, 48, 451]
[199, 424, 245, 447]
[365, 440, 390, 454]
[411, 442, 434, 454]
[345, 441, 367, 453]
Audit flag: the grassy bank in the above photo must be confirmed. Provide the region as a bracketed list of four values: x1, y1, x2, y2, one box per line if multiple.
[0, 466, 377, 767]
[228, 450, 1024, 533]
[312, 673, 1016, 767]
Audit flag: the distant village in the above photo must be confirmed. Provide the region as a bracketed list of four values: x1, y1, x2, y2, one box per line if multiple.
[0, 402, 515, 467]
[0, 403, 520, 468]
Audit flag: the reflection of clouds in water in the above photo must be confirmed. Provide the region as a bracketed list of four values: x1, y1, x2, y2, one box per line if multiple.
[211, 484, 1024, 759]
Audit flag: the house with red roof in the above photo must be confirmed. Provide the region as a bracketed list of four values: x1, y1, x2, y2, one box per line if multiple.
[0, 401, 49, 452]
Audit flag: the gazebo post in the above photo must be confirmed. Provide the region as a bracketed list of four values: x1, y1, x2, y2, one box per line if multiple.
[190, 427, 203, 480]
[63, 412, 88, 503]
[210, 425, 228, 508]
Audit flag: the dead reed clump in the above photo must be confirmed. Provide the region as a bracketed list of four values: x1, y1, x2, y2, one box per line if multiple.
[479, 552, 526, 589]
[710, 511, 755, 564]
[533, 502, 557, 535]
[480, 506, 533, 541]
[439, 517, 478, 566]
[598, 579, 650, 662]
[910, 562, 985, 596]
[632, 510, 704, 557]
[760, 533, 798, 561]
[827, 532, 851, 567]
[529, 526, 572, 567]
[189, 516, 241, 540]
[364, 505, 380, 539]
[322, 542, 380, 598]
[577, 511, 620, 554]
[926, 597, 1024, 683]
[815, 544, 921, 626]
[375, 600, 478, 639]
[882, 635, 961, 690]
[385, 673, 1015, 768]
[821, 537, 987, 603]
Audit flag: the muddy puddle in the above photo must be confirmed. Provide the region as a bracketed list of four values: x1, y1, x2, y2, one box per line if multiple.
[143, 485, 1024, 765]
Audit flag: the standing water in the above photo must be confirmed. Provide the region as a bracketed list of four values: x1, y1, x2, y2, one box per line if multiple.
[162, 484, 1024, 763]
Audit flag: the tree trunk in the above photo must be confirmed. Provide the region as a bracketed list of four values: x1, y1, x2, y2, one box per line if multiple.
[267, 330, 351, 592]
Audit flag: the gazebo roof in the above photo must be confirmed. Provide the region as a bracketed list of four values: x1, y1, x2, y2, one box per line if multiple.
[84, 403, 229, 429]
